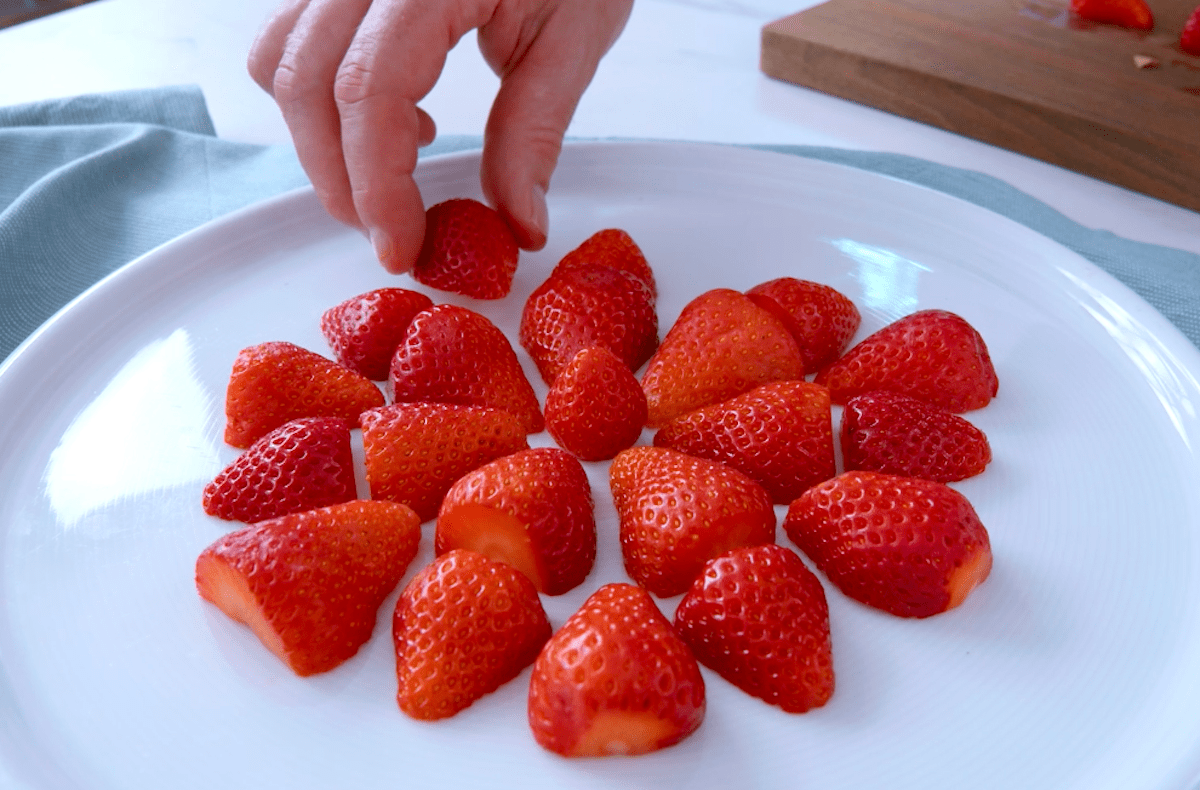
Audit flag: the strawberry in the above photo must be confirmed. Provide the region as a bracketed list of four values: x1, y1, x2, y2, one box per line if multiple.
[1182, 4, 1200, 55]
[390, 304, 543, 434]
[745, 277, 861, 371]
[320, 287, 433, 380]
[202, 417, 357, 523]
[841, 390, 992, 482]
[783, 470, 993, 618]
[609, 446, 776, 598]
[360, 402, 529, 522]
[640, 288, 805, 428]
[652, 380, 835, 505]
[813, 309, 998, 413]
[518, 264, 658, 385]
[551, 228, 657, 299]
[411, 197, 519, 299]
[1070, 0, 1153, 29]
[527, 583, 705, 757]
[436, 447, 597, 595]
[674, 544, 834, 713]
[223, 341, 384, 449]
[544, 346, 648, 461]
[195, 500, 421, 676]
[393, 549, 552, 720]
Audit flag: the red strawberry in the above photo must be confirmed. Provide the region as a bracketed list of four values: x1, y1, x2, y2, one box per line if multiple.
[393, 549, 552, 720]
[544, 346, 648, 461]
[551, 228, 657, 299]
[609, 446, 776, 598]
[320, 287, 433, 380]
[1070, 0, 1153, 29]
[652, 380, 835, 505]
[412, 197, 519, 299]
[223, 341, 384, 449]
[1182, 5, 1200, 55]
[640, 288, 805, 428]
[203, 417, 356, 523]
[436, 447, 596, 595]
[360, 402, 529, 522]
[674, 544, 834, 713]
[814, 309, 998, 413]
[783, 471, 992, 618]
[518, 265, 658, 385]
[841, 390, 992, 482]
[746, 277, 861, 371]
[195, 500, 421, 676]
[390, 304, 543, 434]
[527, 583, 705, 757]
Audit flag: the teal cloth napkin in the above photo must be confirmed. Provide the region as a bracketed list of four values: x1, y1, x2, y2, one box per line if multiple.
[2, 85, 1198, 367]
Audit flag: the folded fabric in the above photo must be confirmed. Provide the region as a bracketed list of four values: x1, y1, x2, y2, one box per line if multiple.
[2, 85, 1198, 367]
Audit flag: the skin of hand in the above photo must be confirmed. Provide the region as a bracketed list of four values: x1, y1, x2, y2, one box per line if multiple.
[247, 0, 633, 274]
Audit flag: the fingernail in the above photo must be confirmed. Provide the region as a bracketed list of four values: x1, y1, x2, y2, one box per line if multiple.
[370, 227, 394, 270]
[529, 184, 548, 242]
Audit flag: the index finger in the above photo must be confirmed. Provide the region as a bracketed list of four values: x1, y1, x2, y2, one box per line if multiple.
[333, 0, 497, 274]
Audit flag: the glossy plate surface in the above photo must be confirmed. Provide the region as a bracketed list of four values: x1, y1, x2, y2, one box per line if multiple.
[2, 142, 1200, 790]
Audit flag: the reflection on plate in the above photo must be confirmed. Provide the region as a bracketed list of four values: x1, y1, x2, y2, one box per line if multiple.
[1, 142, 1200, 790]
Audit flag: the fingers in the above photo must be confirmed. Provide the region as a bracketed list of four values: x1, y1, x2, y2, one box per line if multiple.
[246, 0, 631, 274]
[254, 0, 378, 230]
[332, 2, 494, 272]
[246, 0, 310, 96]
[478, 0, 633, 251]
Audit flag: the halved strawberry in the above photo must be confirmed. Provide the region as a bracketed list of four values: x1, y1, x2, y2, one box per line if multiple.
[783, 470, 993, 618]
[203, 417, 356, 523]
[393, 549, 552, 720]
[360, 402, 529, 522]
[674, 544, 834, 713]
[544, 346, 648, 462]
[320, 287, 433, 380]
[195, 500, 421, 676]
[841, 390, 991, 482]
[1070, 0, 1153, 29]
[223, 341, 385, 449]
[436, 447, 596, 595]
[551, 228, 657, 299]
[390, 304, 543, 434]
[609, 446, 776, 598]
[1182, 4, 1200, 55]
[652, 380, 835, 505]
[412, 197, 519, 299]
[527, 583, 705, 757]
[518, 264, 658, 386]
[640, 288, 805, 428]
[745, 277, 861, 371]
[814, 309, 998, 413]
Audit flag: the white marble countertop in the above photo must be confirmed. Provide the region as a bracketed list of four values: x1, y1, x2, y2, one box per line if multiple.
[2, 0, 1197, 256]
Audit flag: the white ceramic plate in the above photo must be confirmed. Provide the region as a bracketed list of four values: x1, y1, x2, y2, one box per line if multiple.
[2, 141, 1200, 790]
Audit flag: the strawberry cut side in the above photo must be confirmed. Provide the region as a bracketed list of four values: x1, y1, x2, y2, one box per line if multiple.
[436, 447, 597, 595]
[435, 504, 542, 591]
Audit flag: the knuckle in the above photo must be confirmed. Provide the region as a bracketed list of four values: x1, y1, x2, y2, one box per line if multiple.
[333, 56, 377, 108]
[270, 59, 309, 105]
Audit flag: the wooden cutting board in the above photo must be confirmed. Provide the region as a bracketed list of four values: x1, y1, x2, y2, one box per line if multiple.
[761, 0, 1200, 213]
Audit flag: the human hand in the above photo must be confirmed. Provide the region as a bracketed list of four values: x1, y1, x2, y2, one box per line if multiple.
[247, 0, 633, 274]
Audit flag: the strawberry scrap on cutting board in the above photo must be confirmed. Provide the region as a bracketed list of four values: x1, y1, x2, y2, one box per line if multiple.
[761, 0, 1200, 213]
